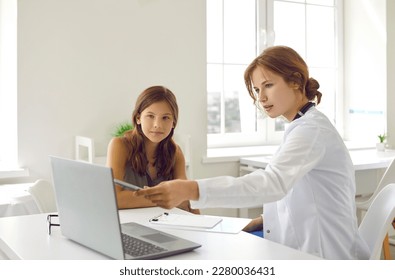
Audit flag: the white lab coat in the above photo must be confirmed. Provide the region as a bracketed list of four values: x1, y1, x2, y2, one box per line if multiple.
[191, 108, 370, 259]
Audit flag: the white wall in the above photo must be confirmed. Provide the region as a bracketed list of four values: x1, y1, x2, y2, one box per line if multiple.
[0, 0, 17, 167]
[343, 0, 395, 148]
[387, 0, 395, 148]
[2, 0, 240, 217]
[343, 0, 387, 143]
[0, 0, 239, 216]
[12, 0, 217, 182]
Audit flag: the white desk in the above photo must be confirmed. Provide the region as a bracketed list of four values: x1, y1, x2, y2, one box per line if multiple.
[238, 149, 395, 218]
[0, 183, 39, 218]
[0, 207, 319, 260]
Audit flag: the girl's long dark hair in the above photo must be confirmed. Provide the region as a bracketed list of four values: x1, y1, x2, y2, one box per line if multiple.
[122, 86, 179, 180]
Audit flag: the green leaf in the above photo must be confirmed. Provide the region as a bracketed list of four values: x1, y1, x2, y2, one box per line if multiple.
[113, 122, 133, 137]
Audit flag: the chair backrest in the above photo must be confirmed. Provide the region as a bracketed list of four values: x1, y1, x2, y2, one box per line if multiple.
[173, 134, 192, 179]
[357, 157, 395, 209]
[27, 179, 57, 213]
[367, 157, 395, 197]
[75, 136, 95, 163]
[376, 157, 395, 192]
[359, 183, 395, 259]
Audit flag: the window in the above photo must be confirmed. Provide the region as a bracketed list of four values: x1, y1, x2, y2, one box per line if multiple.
[206, 0, 341, 148]
[0, 0, 18, 168]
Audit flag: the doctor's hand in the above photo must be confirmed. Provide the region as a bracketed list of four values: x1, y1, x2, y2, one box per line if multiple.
[134, 179, 199, 209]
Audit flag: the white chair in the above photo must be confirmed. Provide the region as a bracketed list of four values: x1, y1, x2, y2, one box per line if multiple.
[359, 183, 395, 259]
[75, 136, 95, 163]
[173, 134, 193, 179]
[356, 157, 395, 223]
[356, 157, 395, 257]
[27, 179, 57, 213]
[75, 136, 107, 165]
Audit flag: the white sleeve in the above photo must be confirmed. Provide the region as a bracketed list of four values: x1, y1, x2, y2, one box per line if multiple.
[190, 123, 325, 209]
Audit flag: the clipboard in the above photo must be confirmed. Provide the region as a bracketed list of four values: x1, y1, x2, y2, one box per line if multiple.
[149, 212, 222, 229]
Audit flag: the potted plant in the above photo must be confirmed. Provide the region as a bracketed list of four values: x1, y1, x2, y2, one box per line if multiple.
[112, 121, 133, 137]
[376, 133, 386, 151]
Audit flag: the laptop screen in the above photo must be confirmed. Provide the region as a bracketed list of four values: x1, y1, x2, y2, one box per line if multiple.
[50, 156, 125, 259]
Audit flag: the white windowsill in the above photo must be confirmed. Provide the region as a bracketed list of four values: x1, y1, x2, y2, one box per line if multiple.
[0, 167, 30, 179]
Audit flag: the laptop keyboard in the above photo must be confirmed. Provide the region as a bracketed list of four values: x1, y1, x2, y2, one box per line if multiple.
[122, 233, 167, 257]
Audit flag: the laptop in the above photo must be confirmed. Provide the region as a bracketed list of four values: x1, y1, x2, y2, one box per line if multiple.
[49, 156, 201, 260]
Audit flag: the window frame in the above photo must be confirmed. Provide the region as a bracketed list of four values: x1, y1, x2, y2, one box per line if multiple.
[206, 0, 343, 149]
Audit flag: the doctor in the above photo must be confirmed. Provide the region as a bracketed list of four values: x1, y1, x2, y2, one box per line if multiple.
[136, 46, 370, 260]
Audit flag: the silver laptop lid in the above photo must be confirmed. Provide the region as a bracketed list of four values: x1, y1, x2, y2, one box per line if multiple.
[50, 156, 124, 259]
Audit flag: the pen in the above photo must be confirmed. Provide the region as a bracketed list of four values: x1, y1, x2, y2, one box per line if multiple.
[149, 212, 169, 222]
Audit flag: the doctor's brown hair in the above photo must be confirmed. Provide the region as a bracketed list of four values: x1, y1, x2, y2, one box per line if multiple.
[244, 45, 322, 105]
[122, 86, 179, 180]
